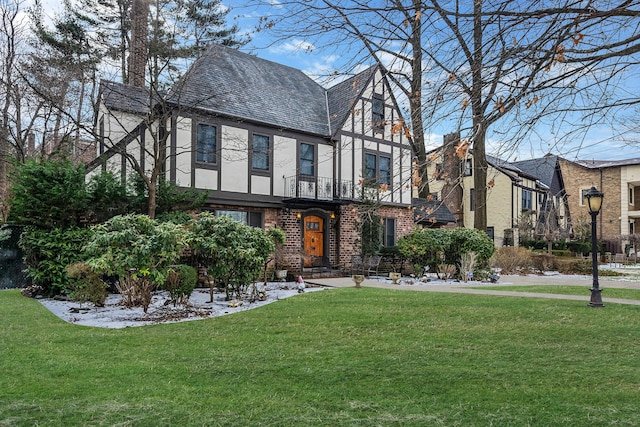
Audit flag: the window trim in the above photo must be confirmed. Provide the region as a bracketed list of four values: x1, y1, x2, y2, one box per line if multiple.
[372, 94, 385, 133]
[364, 151, 393, 188]
[463, 159, 473, 177]
[215, 210, 264, 228]
[299, 142, 316, 177]
[382, 217, 396, 247]
[522, 189, 533, 210]
[251, 132, 271, 173]
[195, 122, 218, 168]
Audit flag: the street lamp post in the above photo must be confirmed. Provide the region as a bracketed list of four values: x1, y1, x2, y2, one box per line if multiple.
[585, 186, 604, 307]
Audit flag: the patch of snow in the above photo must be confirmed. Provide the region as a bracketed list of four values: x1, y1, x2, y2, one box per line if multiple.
[38, 282, 326, 329]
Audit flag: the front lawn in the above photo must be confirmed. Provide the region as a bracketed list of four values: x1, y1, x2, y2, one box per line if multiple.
[1, 288, 638, 426]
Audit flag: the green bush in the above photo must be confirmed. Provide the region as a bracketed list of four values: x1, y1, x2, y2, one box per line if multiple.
[188, 213, 274, 301]
[397, 228, 449, 272]
[551, 249, 572, 257]
[84, 214, 188, 312]
[19, 227, 94, 296]
[66, 262, 108, 307]
[164, 264, 198, 307]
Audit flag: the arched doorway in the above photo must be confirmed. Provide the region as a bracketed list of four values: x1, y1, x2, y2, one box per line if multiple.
[303, 215, 325, 267]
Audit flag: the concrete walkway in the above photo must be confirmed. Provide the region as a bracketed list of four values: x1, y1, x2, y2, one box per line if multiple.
[305, 274, 640, 306]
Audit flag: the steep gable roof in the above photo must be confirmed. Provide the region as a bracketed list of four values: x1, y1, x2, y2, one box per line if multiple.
[513, 154, 564, 195]
[168, 45, 330, 136]
[326, 66, 377, 137]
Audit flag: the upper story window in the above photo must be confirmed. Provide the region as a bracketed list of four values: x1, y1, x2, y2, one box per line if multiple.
[300, 143, 315, 176]
[380, 156, 391, 185]
[252, 134, 270, 171]
[196, 123, 217, 164]
[372, 95, 385, 132]
[364, 153, 392, 187]
[522, 189, 533, 210]
[463, 159, 473, 176]
[630, 187, 634, 205]
[435, 163, 444, 180]
[364, 153, 377, 182]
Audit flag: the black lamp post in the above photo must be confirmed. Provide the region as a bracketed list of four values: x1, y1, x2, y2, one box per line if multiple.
[585, 186, 604, 307]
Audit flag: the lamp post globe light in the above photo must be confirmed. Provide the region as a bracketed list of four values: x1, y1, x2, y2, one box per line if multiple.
[585, 186, 604, 307]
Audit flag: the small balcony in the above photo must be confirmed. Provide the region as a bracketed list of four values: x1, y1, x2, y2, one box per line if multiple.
[284, 175, 356, 201]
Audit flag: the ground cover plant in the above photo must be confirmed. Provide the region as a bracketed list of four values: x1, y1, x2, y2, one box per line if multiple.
[478, 285, 640, 300]
[1, 288, 638, 426]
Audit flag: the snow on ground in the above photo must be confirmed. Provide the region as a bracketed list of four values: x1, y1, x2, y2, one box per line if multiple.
[35, 263, 640, 329]
[38, 282, 326, 329]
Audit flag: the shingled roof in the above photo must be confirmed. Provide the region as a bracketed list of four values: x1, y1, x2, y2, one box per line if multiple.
[326, 66, 377, 138]
[100, 80, 153, 115]
[413, 198, 457, 226]
[513, 154, 563, 195]
[167, 45, 331, 136]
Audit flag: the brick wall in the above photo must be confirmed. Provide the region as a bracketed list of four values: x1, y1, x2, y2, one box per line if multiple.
[559, 159, 621, 241]
[336, 203, 414, 270]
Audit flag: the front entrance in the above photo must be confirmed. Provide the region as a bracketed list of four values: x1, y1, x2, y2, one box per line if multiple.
[303, 215, 324, 267]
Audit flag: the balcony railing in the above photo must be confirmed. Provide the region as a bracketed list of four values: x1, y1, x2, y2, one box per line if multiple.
[284, 175, 356, 201]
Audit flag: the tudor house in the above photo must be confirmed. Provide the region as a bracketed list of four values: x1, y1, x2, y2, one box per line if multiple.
[87, 44, 415, 274]
[426, 135, 553, 247]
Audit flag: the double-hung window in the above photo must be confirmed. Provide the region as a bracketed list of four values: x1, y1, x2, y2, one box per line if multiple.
[300, 143, 315, 176]
[364, 153, 377, 184]
[522, 189, 532, 210]
[364, 153, 392, 187]
[252, 134, 270, 171]
[196, 123, 216, 164]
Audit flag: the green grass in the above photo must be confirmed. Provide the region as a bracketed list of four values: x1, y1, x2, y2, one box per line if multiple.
[478, 285, 640, 300]
[1, 288, 639, 426]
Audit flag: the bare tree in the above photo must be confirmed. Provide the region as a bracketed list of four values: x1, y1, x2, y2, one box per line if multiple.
[254, 0, 640, 231]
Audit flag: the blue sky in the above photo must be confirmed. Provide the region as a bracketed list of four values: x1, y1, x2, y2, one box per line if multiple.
[224, 1, 640, 163]
[37, 0, 640, 162]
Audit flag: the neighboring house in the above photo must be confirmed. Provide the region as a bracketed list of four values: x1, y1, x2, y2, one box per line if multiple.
[427, 135, 544, 247]
[87, 44, 415, 274]
[559, 157, 640, 254]
[512, 154, 570, 239]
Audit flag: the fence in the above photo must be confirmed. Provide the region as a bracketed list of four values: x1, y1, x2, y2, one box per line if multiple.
[0, 225, 30, 289]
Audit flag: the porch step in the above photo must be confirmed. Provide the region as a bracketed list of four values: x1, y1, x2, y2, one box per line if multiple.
[301, 267, 345, 279]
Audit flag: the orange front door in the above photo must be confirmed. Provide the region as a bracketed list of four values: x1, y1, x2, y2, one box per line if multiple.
[303, 215, 324, 267]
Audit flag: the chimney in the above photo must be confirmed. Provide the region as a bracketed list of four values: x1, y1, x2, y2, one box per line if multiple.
[128, 0, 149, 87]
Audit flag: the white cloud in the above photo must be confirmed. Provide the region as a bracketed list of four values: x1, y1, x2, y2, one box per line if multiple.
[268, 39, 315, 54]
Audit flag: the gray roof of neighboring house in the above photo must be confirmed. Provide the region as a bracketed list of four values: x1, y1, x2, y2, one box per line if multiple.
[513, 154, 563, 195]
[573, 158, 640, 168]
[100, 80, 153, 115]
[326, 66, 377, 137]
[486, 154, 534, 180]
[413, 198, 457, 226]
[167, 44, 331, 136]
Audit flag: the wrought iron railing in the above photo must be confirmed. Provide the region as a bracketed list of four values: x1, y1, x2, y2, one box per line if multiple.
[284, 175, 356, 201]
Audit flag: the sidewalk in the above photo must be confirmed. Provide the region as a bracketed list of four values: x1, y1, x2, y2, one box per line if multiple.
[306, 274, 640, 306]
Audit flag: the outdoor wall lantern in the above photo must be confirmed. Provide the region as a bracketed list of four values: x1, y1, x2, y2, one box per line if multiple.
[585, 186, 604, 307]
